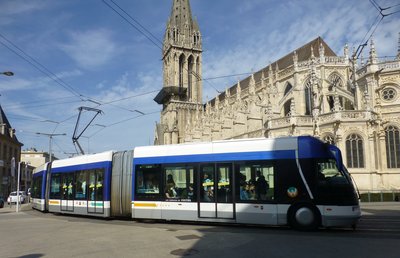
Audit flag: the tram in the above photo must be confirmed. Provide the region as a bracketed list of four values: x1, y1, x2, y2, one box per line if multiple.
[32, 136, 361, 230]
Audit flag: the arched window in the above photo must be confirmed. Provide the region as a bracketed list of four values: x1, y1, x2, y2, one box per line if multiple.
[385, 125, 400, 168]
[322, 134, 335, 145]
[284, 83, 293, 96]
[179, 54, 185, 90]
[283, 99, 291, 116]
[328, 73, 343, 91]
[187, 55, 194, 100]
[304, 79, 313, 115]
[345, 134, 364, 168]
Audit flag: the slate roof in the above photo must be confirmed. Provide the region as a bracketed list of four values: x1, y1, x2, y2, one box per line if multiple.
[210, 37, 337, 104]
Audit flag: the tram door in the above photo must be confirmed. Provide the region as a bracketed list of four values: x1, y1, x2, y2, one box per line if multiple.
[87, 170, 104, 214]
[61, 174, 74, 212]
[199, 163, 234, 219]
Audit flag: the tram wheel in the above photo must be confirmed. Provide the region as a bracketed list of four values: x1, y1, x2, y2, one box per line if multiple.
[288, 203, 321, 231]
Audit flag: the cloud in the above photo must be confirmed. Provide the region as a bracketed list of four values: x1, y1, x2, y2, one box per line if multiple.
[0, 0, 49, 26]
[201, 0, 399, 103]
[0, 1, 47, 15]
[60, 29, 118, 70]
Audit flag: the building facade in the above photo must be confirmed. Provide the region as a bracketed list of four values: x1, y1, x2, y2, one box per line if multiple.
[21, 149, 52, 169]
[0, 105, 23, 197]
[154, 0, 400, 192]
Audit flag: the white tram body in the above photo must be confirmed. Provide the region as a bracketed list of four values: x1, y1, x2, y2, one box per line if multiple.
[132, 137, 361, 229]
[32, 136, 360, 230]
[48, 151, 113, 217]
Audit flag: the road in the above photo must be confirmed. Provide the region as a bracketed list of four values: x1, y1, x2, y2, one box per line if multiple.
[0, 202, 399, 258]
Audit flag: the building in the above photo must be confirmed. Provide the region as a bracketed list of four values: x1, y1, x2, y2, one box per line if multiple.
[154, 0, 400, 192]
[0, 105, 23, 197]
[21, 149, 53, 169]
[154, 0, 203, 145]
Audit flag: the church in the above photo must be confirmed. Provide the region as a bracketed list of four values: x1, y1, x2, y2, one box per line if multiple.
[154, 0, 400, 193]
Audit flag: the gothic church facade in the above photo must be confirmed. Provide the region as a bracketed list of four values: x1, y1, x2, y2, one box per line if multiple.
[154, 0, 400, 192]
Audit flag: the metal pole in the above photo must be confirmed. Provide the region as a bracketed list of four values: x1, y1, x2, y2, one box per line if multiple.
[24, 162, 28, 193]
[16, 162, 20, 213]
[49, 135, 53, 162]
[36, 132, 66, 162]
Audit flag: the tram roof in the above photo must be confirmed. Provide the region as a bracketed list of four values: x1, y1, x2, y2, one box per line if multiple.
[134, 136, 302, 158]
[51, 151, 114, 168]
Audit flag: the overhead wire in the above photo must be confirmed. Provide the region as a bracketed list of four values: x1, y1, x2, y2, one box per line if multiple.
[0, 31, 147, 120]
[4, 99, 82, 111]
[102, 0, 225, 94]
[87, 110, 160, 138]
[108, 0, 163, 45]
[3, 96, 79, 109]
[354, 0, 400, 59]
[101, 0, 162, 50]
[0, 31, 160, 140]
[0, 33, 84, 99]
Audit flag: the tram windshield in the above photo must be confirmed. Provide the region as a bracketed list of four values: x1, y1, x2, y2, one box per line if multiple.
[316, 159, 349, 185]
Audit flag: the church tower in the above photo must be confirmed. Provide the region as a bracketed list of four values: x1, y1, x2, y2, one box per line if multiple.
[154, 0, 203, 145]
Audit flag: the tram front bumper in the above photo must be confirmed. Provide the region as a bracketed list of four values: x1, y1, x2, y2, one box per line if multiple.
[321, 205, 361, 228]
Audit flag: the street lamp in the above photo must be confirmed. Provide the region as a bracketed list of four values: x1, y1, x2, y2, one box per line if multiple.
[1, 71, 14, 76]
[36, 132, 66, 162]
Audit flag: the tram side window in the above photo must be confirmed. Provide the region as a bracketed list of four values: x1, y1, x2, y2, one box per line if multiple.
[135, 165, 161, 199]
[75, 171, 87, 200]
[164, 165, 195, 201]
[96, 170, 104, 200]
[32, 175, 42, 198]
[88, 169, 104, 201]
[50, 174, 61, 199]
[61, 173, 75, 200]
[235, 162, 275, 202]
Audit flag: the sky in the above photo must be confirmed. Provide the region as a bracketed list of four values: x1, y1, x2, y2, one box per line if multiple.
[0, 0, 399, 159]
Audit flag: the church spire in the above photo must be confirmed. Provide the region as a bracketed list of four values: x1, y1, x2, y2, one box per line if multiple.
[369, 37, 377, 64]
[164, 0, 201, 52]
[155, 0, 203, 145]
[159, 0, 203, 103]
[397, 32, 400, 60]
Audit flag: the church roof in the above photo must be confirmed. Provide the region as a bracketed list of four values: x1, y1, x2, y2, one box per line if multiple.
[212, 37, 337, 104]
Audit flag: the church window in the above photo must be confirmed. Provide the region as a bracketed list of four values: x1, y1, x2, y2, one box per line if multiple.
[179, 54, 185, 90]
[304, 79, 313, 115]
[345, 134, 364, 168]
[323, 134, 335, 145]
[188, 55, 194, 100]
[381, 87, 397, 102]
[385, 125, 400, 168]
[284, 83, 293, 96]
[328, 73, 343, 91]
[327, 95, 334, 111]
[283, 100, 291, 116]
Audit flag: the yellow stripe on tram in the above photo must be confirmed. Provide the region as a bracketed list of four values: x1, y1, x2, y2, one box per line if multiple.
[49, 200, 60, 205]
[133, 202, 157, 207]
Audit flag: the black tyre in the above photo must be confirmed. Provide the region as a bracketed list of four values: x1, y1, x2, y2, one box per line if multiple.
[288, 203, 321, 231]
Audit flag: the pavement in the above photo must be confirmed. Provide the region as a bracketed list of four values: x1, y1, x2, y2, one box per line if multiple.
[0, 202, 399, 258]
[0, 202, 32, 213]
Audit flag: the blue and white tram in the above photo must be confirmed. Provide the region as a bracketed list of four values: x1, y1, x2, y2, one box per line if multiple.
[32, 163, 50, 211]
[48, 151, 113, 217]
[131, 136, 361, 230]
[33, 136, 360, 230]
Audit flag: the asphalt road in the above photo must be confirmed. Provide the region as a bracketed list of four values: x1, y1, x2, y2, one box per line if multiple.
[0, 202, 399, 258]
